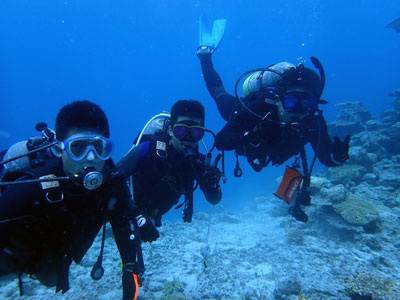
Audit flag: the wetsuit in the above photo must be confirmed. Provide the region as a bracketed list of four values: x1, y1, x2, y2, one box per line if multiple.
[117, 133, 222, 231]
[0, 157, 144, 297]
[199, 53, 344, 168]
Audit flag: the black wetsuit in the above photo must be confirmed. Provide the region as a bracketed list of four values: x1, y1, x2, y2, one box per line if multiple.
[199, 53, 341, 168]
[116, 133, 222, 228]
[0, 157, 143, 294]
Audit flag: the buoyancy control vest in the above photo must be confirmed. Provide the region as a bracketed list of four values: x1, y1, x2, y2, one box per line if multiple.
[131, 112, 201, 223]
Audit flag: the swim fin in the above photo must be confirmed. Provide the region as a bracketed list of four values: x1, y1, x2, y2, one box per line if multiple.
[199, 15, 227, 49]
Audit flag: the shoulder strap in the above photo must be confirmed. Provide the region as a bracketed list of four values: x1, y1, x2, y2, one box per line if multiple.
[140, 131, 170, 159]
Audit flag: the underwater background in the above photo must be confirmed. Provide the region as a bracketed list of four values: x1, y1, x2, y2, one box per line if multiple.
[0, 0, 399, 217]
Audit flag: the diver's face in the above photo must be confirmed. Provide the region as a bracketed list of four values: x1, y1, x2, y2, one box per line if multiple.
[278, 87, 317, 121]
[59, 129, 106, 178]
[169, 115, 204, 153]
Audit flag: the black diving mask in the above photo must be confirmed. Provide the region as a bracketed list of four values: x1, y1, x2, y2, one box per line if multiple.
[282, 92, 318, 115]
[173, 121, 205, 142]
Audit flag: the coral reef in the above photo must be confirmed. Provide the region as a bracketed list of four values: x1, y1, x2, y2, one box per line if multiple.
[332, 194, 379, 226]
[341, 268, 400, 300]
[160, 278, 192, 300]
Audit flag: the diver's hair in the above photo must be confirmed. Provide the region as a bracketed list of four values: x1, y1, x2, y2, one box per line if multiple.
[170, 100, 205, 126]
[56, 100, 110, 141]
[279, 66, 322, 98]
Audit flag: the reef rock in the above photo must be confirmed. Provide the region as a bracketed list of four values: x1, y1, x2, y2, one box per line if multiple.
[327, 164, 367, 186]
[320, 184, 347, 204]
[274, 277, 302, 299]
[364, 119, 384, 131]
[347, 146, 377, 171]
[328, 101, 372, 138]
[372, 158, 400, 190]
[379, 89, 400, 124]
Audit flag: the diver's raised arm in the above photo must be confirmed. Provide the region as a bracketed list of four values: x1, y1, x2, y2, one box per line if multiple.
[197, 16, 236, 121]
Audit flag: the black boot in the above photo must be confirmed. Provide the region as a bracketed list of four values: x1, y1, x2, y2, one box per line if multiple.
[288, 205, 308, 222]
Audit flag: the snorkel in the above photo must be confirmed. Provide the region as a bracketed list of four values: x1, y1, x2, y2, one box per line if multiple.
[234, 67, 282, 119]
[310, 56, 325, 100]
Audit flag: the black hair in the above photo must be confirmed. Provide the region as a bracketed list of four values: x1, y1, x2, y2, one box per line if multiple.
[55, 100, 110, 141]
[279, 65, 322, 98]
[170, 100, 205, 126]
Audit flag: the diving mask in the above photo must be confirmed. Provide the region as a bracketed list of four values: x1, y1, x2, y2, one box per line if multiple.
[60, 134, 114, 162]
[172, 122, 205, 142]
[282, 92, 318, 115]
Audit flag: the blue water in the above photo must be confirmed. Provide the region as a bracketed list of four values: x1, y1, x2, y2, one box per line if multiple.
[1, 0, 399, 217]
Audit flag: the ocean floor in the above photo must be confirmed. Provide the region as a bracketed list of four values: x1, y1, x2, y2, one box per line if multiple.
[1, 190, 399, 300]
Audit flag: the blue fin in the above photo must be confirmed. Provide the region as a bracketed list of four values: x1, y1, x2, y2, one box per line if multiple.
[199, 15, 227, 49]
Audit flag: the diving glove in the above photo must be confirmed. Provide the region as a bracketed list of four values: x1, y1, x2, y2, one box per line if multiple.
[203, 153, 223, 186]
[332, 135, 350, 164]
[136, 215, 159, 243]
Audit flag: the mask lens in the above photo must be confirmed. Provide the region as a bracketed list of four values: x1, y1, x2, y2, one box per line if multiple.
[92, 138, 105, 156]
[283, 93, 317, 114]
[282, 94, 299, 112]
[191, 127, 205, 141]
[65, 135, 113, 161]
[173, 125, 189, 140]
[300, 96, 317, 114]
[69, 139, 90, 157]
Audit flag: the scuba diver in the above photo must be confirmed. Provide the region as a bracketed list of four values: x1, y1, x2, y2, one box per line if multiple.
[116, 100, 223, 243]
[0, 101, 144, 300]
[196, 17, 350, 222]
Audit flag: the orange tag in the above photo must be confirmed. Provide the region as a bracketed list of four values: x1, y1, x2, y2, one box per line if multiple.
[133, 274, 139, 300]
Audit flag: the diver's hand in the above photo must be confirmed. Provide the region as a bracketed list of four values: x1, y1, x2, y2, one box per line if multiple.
[200, 153, 223, 205]
[203, 153, 223, 187]
[136, 215, 159, 243]
[197, 45, 214, 58]
[332, 135, 350, 164]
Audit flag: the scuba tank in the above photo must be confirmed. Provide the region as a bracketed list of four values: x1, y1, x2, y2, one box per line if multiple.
[242, 62, 295, 96]
[0, 122, 57, 181]
[132, 112, 171, 150]
[0, 141, 32, 177]
[235, 57, 326, 120]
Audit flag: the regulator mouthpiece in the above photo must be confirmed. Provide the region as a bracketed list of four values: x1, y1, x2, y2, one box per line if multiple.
[183, 145, 197, 161]
[83, 171, 103, 190]
[78, 167, 103, 190]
